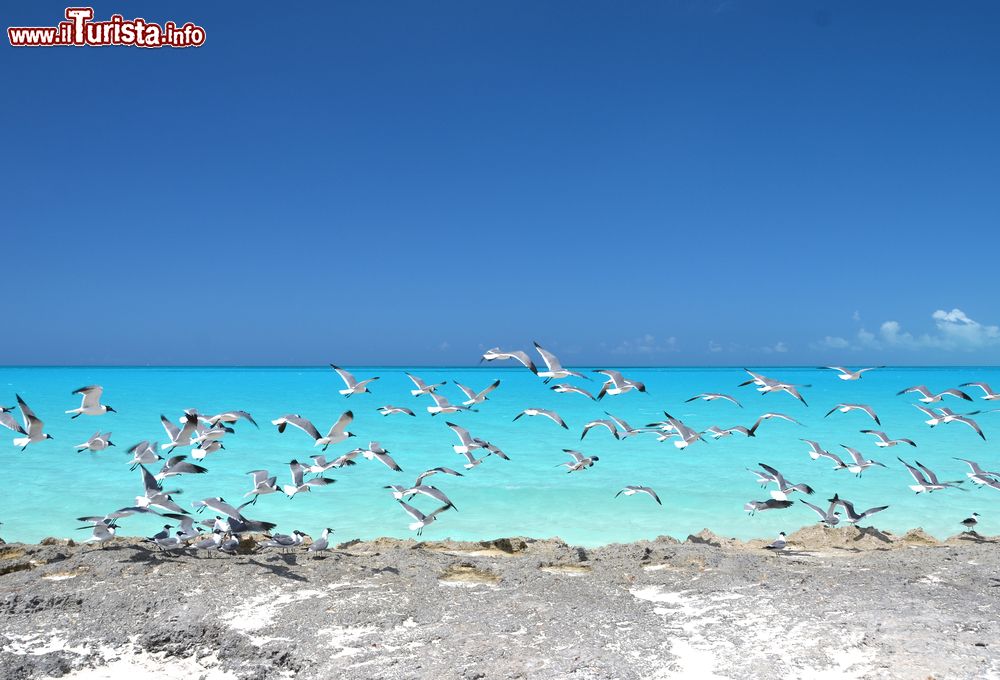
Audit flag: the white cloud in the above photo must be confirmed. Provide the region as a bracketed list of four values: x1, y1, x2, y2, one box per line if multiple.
[612, 334, 678, 355]
[438, 341, 450, 351]
[761, 341, 788, 354]
[849, 308, 1000, 352]
[817, 335, 850, 349]
[708, 340, 723, 353]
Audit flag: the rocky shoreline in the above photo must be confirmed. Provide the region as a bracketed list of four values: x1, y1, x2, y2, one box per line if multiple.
[1, 527, 998, 679]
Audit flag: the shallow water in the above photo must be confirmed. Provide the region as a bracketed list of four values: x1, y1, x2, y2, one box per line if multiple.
[0, 365, 996, 545]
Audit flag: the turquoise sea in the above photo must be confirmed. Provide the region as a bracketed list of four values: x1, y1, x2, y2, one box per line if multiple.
[0, 366, 996, 546]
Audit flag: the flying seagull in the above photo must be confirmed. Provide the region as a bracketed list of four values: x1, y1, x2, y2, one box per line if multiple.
[897, 385, 972, 403]
[549, 384, 596, 400]
[330, 365, 379, 397]
[744, 499, 793, 515]
[828, 497, 889, 525]
[824, 403, 881, 425]
[513, 408, 568, 429]
[615, 486, 662, 505]
[271, 411, 355, 450]
[10, 395, 53, 450]
[961, 382, 1000, 401]
[161, 412, 199, 452]
[581, 418, 620, 440]
[800, 496, 841, 526]
[859, 430, 916, 448]
[558, 449, 599, 472]
[952, 458, 1000, 489]
[801, 439, 850, 470]
[480, 347, 538, 374]
[379, 405, 416, 417]
[66, 385, 116, 418]
[534, 342, 587, 383]
[243, 470, 280, 504]
[739, 369, 810, 406]
[685, 393, 742, 407]
[819, 366, 884, 381]
[455, 379, 501, 406]
[839, 445, 887, 477]
[426, 392, 476, 416]
[75, 431, 114, 452]
[414, 466, 464, 487]
[898, 458, 964, 493]
[397, 500, 454, 536]
[756, 463, 815, 501]
[594, 369, 646, 399]
[407, 373, 445, 396]
[748, 412, 802, 435]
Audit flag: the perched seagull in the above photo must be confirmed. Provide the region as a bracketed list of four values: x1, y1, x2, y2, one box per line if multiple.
[513, 408, 568, 429]
[800, 496, 841, 526]
[594, 370, 646, 399]
[445, 422, 485, 454]
[309, 527, 334, 553]
[7, 395, 53, 450]
[840, 445, 887, 476]
[898, 458, 964, 493]
[615, 486, 662, 505]
[897, 385, 973, 403]
[581, 418, 620, 440]
[801, 439, 850, 470]
[739, 370, 810, 406]
[748, 412, 802, 436]
[860, 430, 916, 448]
[379, 405, 416, 417]
[193, 531, 226, 555]
[558, 449, 599, 472]
[480, 347, 538, 374]
[397, 500, 454, 536]
[455, 380, 501, 406]
[75, 431, 114, 452]
[261, 531, 307, 552]
[156, 456, 208, 481]
[414, 466, 464, 487]
[829, 497, 889, 525]
[406, 373, 445, 397]
[952, 458, 1000, 489]
[66, 385, 115, 418]
[283, 459, 335, 497]
[243, 470, 280, 504]
[820, 366, 884, 381]
[550, 384, 596, 400]
[360, 442, 403, 472]
[533, 342, 587, 383]
[161, 412, 199, 452]
[685, 393, 742, 407]
[426, 392, 476, 416]
[764, 532, 787, 550]
[271, 411, 355, 450]
[961, 382, 1000, 401]
[330, 364, 379, 397]
[824, 403, 881, 425]
[757, 463, 815, 501]
[961, 512, 980, 532]
[745, 499, 793, 515]
[126, 440, 161, 470]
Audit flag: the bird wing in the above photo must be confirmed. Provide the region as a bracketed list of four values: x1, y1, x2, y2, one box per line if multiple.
[73, 385, 103, 408]
[330, 364, 358, 388]
[327, 410, 354, 438]
[397, 500, 426, 522]
[281, 415, 322, 440]
[533, 341, 563, 371]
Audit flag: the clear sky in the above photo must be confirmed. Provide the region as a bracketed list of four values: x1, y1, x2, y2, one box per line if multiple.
[3, 1, 999, 366]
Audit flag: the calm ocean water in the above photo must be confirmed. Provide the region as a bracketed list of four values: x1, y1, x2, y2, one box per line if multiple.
[0, 366, 996, 546]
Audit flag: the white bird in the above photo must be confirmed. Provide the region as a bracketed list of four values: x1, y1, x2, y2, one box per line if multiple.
[744, 499, 793, 515]
[261, 530, 307, 551]
[513, 407, 568, 429]
[859, 430, 916, 448]
[455, 379, 501, 406]
[685, 393, 742, 407]
[75, 431, 114, 452]
[155, 455, 208, 481]
[77, 519, 117, 547]
[192, 439, 225, 461]
[126, 440, 161, 470]
[414, 466, 464, 487]
[198, 410, 258, 429]
[283, 459, 335, 497]
[66, 385, 116, 418]
[379, 405, 416, 417]
[161, 412, 199, 452]
[426, 391, 476, 416]
[705, 425, 753, 439]
[659, 412, 703, 449]
[243, 470, 280, 504]
[820, 366, 884, 381]
[825, 403, 880, 425]
[961, 512, 980, 532]
[135, 465, 186, 514]
[839, 445, 887, 477]
[952, 458, 1000, 489]
[445, 422, 485, 454]
[961, 382, 1000, 401]
[456, 449, 490, 470]
[271, 411, 355, 450]
[580, 418, 620, 440]
[480, 347, 538, 374]
[10, 395, 53, 450]
[764, 532, 787, 550]
[829, 497, 889, 525]
[756, 463, 815, 501]
[800, 496, 841, 526]
[309, 527, 334, 553]
[800, 439, 850, 470]
[358, 441, 403, 471]
[898, 458, 964, 493]
[397, 500, 454, 536]
[533, 342, 587, 383]
[549, 384, 596, 400]
[897, 385, 972, 403]
[330, 364, 379, 397]
[192, 497, 245, 520]
[936, 408, 987, 441]
[407, 373, 445, 396]
[739, 370, 810, 405]
[558, 449, 599, 472]
[385, 484, 456, 508]
[615, 486, 662, 505]
[747, 412, 802, 435]
[594, 369, 646, 399]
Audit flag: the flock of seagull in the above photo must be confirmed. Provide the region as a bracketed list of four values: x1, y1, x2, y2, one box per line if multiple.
[1, 345, 997, 555]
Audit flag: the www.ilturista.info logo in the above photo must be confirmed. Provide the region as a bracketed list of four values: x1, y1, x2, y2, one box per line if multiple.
[8, 7, 206, 48]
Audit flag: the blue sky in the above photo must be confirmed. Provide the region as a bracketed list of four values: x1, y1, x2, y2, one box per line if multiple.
[2, 1, 999, 366]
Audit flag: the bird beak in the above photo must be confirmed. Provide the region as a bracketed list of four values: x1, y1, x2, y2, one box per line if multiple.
[108, 407, 117, 413]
